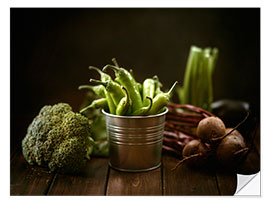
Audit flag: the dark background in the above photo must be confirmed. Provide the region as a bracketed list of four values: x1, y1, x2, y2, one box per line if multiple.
[10, 8, 260, 153]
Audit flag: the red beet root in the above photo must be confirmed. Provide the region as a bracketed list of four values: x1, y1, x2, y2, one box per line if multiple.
[216, 130, 248, 167]
[225, 128, 244, 141]
[182, 139, 210, 167]
[172, 139, 210, 170]
[197, 116, 226, 143]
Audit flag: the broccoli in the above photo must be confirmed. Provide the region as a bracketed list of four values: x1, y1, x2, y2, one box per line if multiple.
[22, 103, 94, 174]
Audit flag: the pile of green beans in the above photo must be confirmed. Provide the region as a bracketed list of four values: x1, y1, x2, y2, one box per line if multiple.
[79, 58, 178, 116]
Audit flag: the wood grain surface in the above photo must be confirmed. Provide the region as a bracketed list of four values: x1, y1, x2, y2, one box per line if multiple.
[10, 150, 55, 195]
[47, 158, 109, 195]
[10, 152, 257, 196]
[10, 126, 260, 196]
[106, 167, 162, 195]
[162, 154, 221, 195]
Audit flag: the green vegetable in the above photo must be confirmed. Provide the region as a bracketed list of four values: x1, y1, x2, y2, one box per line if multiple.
[89, 66, 112, 82]
[142, 78, 155, 106]
[129, 68, 143, 95]
[78, 85, 106, 98]
[103, 64, 143, 112]
[80, 98, 107, 113]
[90, 78, 125, 107]
[92, 141, 109, 157]
[89, 112, 109, 157]
[105, 90, 116, 114]
[85, 58, 177, 116]
[147, 81, 178, 115]
[153, 75, 164, 96]
[178, 46, 218, 112]
[116, 86, 130, 115]
[79, 91, 104, 119]
[112, 57, 120, 67]
[79, 91, 109, 157]
[22, 103, 94, 174]
[89, 66, 116, 114]
[133, 96, 153, 116]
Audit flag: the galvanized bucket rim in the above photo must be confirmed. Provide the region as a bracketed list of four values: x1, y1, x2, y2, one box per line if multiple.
[101, 107, 168, 119]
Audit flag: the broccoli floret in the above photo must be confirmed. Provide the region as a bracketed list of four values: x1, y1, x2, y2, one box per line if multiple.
[22, 103, 93, 174]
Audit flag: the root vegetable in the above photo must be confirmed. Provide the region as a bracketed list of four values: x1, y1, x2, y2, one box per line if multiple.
[163, 103, 213, 156]
[166, 104, 250, 171]
[172, 139, 210, 170]
[197, 116, 226, 143]
[216, 131, 249, 167]
[225, 128, 244, 141]
[182, 139, 209, 166]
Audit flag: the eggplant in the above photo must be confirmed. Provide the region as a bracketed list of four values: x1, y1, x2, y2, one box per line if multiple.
[211, 99, 257, 140]
[211, 99, 250, 127]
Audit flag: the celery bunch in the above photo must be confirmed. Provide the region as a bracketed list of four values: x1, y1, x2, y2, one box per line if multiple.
[178, 46, 218, 112]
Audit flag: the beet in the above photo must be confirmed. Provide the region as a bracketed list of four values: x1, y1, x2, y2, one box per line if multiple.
[181, 139, 209, 167]
[171, 112, 250, 171]
[197, 116, 226, 143]
[216, 131, 248, 167]
[225, 128, 244, 141]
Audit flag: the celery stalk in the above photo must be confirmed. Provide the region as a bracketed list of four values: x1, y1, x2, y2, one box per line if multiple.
[179, 45, 218, 112]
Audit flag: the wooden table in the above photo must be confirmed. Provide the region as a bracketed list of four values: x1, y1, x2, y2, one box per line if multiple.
[10, 136, 260, 196]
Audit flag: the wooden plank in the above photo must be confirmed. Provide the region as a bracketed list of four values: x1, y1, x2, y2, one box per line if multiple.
[47, 158, 109, 195]
[10, 151, 55, 195]
[215, 167, 237, 195]
[162, 153, 220, 195]
[106, 167, 162, 195]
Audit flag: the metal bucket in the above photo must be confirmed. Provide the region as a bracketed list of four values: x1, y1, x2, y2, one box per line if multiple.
[102, 108, 168, 172]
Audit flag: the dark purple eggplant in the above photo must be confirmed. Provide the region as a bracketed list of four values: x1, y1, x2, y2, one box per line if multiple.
[211, 99, 259, 142]
[211, 99, 249, 127]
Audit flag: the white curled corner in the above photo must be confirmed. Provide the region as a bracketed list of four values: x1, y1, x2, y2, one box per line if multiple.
[235, 172, 260, 196]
